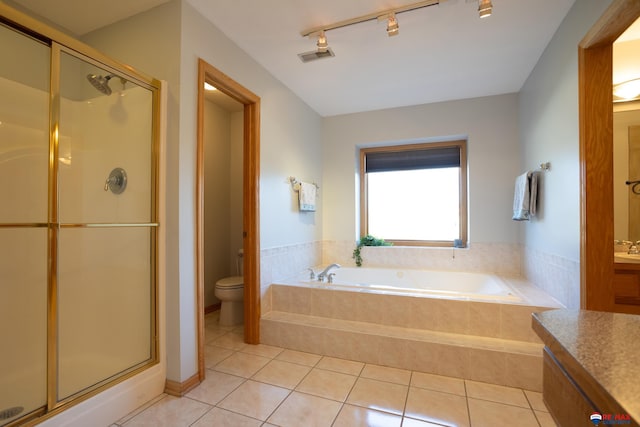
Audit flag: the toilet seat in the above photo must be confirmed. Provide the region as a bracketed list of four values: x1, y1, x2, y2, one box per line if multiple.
[216, 276, 243, 289]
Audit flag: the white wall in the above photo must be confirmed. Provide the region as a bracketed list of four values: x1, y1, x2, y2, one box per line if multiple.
[518, 0, 613, 261]
[517, 0, 613, 308]
[322, 94, 521, 246]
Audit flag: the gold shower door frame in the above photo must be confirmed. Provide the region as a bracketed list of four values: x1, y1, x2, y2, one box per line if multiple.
[0, 5, 161, 424]
[47, 43, 161, 412]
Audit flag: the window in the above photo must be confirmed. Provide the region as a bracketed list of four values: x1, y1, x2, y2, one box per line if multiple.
[359, 140, 467, 246]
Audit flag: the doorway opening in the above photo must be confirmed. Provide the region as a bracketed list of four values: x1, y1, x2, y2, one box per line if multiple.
[196, 59, 261, 381]
[579, 0, 640, 312]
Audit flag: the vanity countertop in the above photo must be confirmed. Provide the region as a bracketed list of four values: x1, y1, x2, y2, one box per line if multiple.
[532, 309, 640, 422]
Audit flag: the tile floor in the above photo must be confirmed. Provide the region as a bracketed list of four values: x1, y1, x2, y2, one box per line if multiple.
[111, 312, 558, 427]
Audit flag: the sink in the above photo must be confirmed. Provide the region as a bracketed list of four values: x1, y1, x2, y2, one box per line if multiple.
[614, 253, 640, 263]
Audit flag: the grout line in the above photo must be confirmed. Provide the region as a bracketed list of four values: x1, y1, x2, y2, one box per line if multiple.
[464, 380, 473, 427]
[401, 371, 413, 422]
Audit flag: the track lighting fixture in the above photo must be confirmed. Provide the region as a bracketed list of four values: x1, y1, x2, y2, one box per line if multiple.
[478, 0, 493, 18]
[386, 13, 399, 37]
[316, 30, 328, 53]
[299, 0, 493, 59]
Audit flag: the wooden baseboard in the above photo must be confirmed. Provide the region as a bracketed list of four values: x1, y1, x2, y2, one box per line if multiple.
[164, 373, 200, 397]
[205, 303, 221, 314]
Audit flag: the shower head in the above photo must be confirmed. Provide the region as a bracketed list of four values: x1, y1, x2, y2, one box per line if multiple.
[86, 73, 114, 96]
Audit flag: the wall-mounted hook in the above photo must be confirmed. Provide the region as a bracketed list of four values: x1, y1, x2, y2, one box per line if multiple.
[104, 167, 127, 194]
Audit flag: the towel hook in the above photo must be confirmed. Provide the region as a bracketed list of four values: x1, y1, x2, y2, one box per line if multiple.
[539, 162, 551, 171]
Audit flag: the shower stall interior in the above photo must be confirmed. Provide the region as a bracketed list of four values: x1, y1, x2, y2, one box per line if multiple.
[0, 8, 161, 426]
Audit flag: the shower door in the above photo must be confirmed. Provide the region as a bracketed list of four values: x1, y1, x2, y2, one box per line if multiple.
[0, 23, 50, 424]
[54, 48, 158, 403]
[0, 15, 159, 426]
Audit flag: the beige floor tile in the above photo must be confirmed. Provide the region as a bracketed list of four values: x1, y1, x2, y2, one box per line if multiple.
[333, 404, 403, 427]
[535, 410, 559, 427]
[122, 395, 211, 427]
[204, 326, 228, 343]
[317, 356, 365, 376]
[209, 332, 248, 351]
[295, 368, 357, 401]
[276, 349, 322, 366]
[402, 418, 447, 427]
[185, 371, 244, 405]
[218, 380, 290, 421]
[346, 377, 408, 416]
[465, 380, 529, 408]
[404, 387, 469, 427]
[468, 398, 539, 427]
[213, 352, 271, 378]
[524, 390, 548, 412]
[410, 372, 466, 396]
[203, 345, 234, 368]
[267, 391, 342, 427]
[252, 359, 311, 389]
[361, 364, 411, 385]
[190, 407, 261, 427]
[241, 343, 284, 359]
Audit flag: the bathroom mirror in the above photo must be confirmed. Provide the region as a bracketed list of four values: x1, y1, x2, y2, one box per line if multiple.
[613, 19, 640, 246]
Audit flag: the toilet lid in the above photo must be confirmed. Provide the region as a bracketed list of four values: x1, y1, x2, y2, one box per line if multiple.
[216, 276, 244, 289]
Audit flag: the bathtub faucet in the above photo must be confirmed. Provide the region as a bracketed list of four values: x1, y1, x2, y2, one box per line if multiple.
[318, 263, 341, 282]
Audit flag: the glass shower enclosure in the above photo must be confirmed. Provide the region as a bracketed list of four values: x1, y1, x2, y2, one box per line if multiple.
[0, 8, 160, 426]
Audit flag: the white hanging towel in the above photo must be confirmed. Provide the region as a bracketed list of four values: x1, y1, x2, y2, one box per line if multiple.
[298, 181, 316, 212]
[512, 171, 539, 221]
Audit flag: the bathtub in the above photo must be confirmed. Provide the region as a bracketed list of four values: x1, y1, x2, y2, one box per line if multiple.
[305, 267, 522, 303]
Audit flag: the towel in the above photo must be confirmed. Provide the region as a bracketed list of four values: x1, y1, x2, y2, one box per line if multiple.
[298, 181, 316, 212]
[512, 171, 539, 221]
[529, 171, 539, 216]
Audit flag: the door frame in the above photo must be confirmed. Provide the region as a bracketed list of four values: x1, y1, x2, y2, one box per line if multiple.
[579, 0, 640, 311]
[196, 59, 261, 381]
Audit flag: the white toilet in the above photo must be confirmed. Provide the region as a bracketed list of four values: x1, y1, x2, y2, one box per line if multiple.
[214, 250, 244, 326]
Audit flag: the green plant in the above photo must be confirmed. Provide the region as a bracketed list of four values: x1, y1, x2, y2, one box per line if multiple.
[352, 234, 392, 267]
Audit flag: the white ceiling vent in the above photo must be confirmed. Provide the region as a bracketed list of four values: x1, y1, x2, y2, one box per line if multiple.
[298, 48, 335, 63]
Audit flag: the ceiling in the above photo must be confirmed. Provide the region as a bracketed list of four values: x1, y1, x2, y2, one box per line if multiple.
[8, 0, 581, 117]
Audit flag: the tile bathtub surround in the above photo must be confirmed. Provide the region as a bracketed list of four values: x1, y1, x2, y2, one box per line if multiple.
[259, 240, 564, 314]
[522, 246, 580, 309]
[260, 241, 323, 313]
[113, 312, 556, 427]
[322, 240, 523, 276]
[268, 284, 553, 343]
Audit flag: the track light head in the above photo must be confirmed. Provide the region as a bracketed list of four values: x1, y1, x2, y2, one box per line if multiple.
[316, 30, 328, 52]
[478, 0, 492, 18]
[386, 13, 399, 37]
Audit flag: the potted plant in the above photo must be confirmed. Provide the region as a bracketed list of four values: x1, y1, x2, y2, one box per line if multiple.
[352, 234, 392, 267]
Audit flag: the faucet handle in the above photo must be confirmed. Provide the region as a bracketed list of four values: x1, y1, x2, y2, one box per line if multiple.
[327, 273, 336, 284]
[307, 268, 315, 280]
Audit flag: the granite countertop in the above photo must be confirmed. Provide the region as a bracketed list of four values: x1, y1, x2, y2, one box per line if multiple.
[532, 309, 640, 422]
